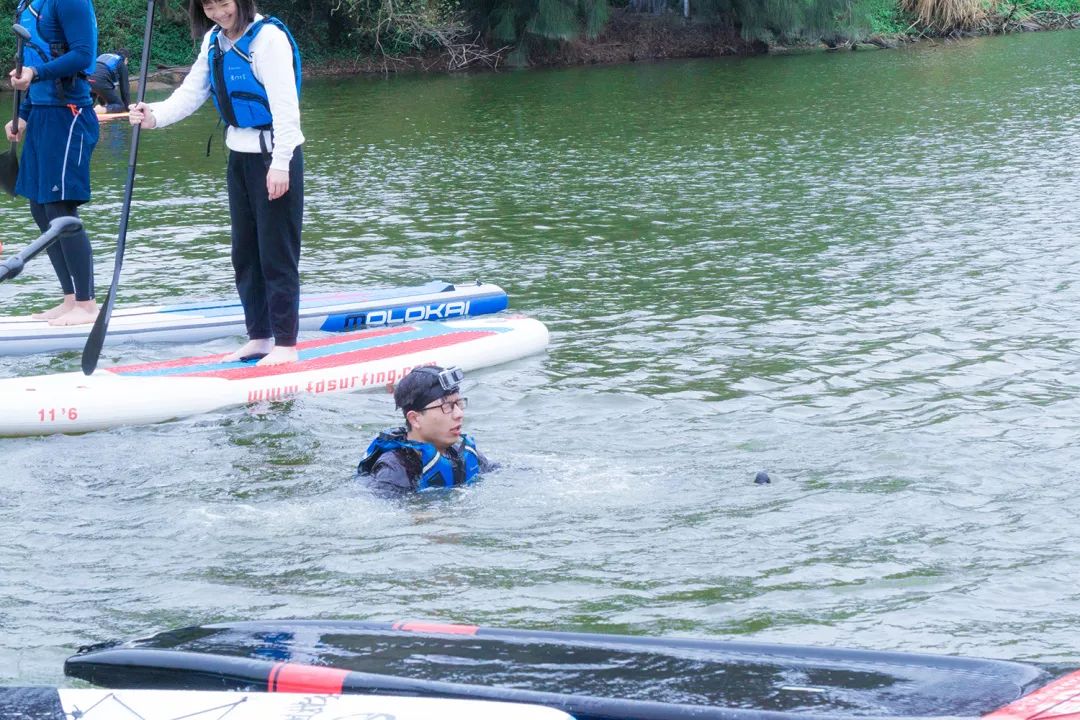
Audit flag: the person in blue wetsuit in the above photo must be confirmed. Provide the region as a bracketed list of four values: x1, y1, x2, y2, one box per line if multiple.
[6, 0, 100, 326]
[128, 0, 304, 366]
[358, 366, 496, 497]
[88, 48, 129, 113]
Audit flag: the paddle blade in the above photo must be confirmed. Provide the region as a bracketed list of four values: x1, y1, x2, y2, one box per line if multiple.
[81, 288, 115, 375]
[0, 146, 18, 197]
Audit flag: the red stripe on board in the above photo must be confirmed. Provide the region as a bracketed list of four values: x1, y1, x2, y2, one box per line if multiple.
[114, 326, 415, 374]
[984, 670, 1080, 720]
[267, 662, 348, 694]
[182, 331, 496, 380]
[268, 663, 283, 692]
[392, 620, 480, 635]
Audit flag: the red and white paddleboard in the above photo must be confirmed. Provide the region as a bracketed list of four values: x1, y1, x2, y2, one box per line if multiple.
[0, 316, 548, 436]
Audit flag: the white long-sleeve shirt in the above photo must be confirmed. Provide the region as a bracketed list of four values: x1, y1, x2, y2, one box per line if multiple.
[148, 14, 304, 172]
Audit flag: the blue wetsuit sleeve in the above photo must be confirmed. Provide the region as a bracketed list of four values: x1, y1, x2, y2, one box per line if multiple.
[33, 0, 96, 84]
[363, 452, 414, 497]
[18, 94, 31, 121]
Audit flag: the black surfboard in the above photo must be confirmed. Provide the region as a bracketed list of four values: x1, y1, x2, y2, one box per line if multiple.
[63, 619, 1072, 720]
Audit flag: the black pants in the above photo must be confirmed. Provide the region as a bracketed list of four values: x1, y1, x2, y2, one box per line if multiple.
[92, 85, 124, 113]
[90, 66, 129, 113]
[29, 200, 94, 301]
[226, 147, 303, 346]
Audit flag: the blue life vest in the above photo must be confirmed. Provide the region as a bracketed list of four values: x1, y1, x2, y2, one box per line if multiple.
[208, 16, 301, 130]
[358, 429, 483, 492]
[18, 0, 97, 106]
[98, 52, 122, 74]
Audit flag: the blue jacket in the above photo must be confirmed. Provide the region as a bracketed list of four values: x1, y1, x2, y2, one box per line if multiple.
[208, 16, 301, 130]
[97, 52, 122, 74]
[357, 428, 493, 496]
[18, 0, 97, 110]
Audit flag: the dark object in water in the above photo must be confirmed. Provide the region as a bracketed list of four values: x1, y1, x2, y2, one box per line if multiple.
[754, 471, 771, 484]
[63, 619, 1074, 720]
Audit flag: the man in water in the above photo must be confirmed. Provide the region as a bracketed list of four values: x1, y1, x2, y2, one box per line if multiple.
[89, 49, 130, 114]
[358, 365, 495, 496]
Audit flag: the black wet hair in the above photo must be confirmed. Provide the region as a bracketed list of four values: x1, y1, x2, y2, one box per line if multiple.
[116, 48, 130, 60]
[189, 0, 257, 39]
[394, 366, 460, 416]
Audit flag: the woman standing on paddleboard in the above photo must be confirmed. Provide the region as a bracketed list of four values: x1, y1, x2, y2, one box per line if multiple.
[129, 0, 304, 366]
[6, 0, 100, 327]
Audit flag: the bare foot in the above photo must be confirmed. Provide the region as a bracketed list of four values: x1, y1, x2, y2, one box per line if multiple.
[48, 303, 99, 326]
[32, 297, 76, 320]
[222, 338, 274, 362]
[256, 345, 298, 366]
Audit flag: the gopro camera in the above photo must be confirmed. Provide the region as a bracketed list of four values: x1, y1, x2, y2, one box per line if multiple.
[437, 366, 464, 391]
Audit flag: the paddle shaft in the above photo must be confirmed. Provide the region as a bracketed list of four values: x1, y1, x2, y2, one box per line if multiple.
[9, 29, 23, 150]
[0, 216, 83, 283]
[80, 0, 156, 375]
[0, 25, 30, 196]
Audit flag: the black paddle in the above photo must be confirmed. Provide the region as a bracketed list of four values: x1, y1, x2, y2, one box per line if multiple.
[0, 24, 30, 197]
[80, 0, 155, 375]
[0, 216, 83, 282]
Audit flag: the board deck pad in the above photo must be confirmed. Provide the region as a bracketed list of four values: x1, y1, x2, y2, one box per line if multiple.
[64, 619, 1058, 720]
[114, 322, 501, 381]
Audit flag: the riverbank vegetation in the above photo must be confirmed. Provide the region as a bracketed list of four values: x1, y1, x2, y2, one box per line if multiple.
[0, 0, 1079, 74]
[871, 0, 1080, 35]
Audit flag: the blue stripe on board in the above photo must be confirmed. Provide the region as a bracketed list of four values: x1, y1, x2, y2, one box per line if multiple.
[154, 281, 455, 317]
[318, 293, 508, 332]
[119, 322, 510, 378]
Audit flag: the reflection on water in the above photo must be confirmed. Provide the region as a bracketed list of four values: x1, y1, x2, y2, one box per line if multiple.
[3, 30, 1080, 686]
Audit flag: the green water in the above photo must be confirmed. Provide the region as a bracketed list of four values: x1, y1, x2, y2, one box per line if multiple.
[3, 31, 1080, 686]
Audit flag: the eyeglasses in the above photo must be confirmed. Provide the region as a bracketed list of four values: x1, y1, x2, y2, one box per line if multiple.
[419, 397, 468, 414]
